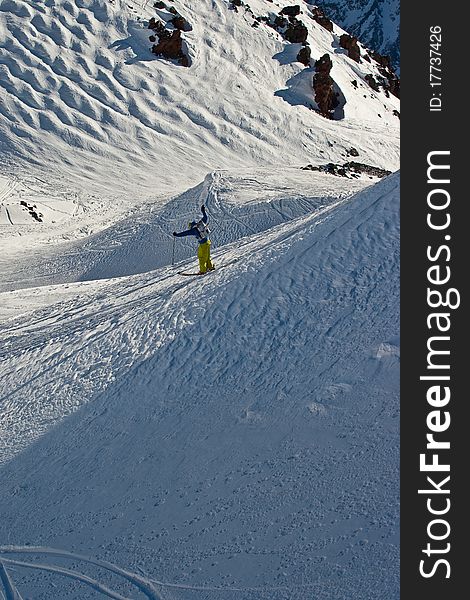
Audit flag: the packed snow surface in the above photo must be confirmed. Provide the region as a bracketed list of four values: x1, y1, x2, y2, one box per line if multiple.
[1, 1, 399, 598]
[0, 167, 378, 294]
[0, 172, 399, 599]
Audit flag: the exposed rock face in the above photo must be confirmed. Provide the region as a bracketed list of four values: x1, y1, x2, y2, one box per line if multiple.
[386, 77, 400, 98]
[309, 6, 333, 32]
[370, 50, 391, 69]
[148, 8, 191, 67]
[365, 73, 380, 92]
[297, 45, 311, 66]
[306, 0, 400, 71]
[263, 8, 308, 44]
[301, 161, 392, 179]
[280, 5, 301, 17]
[151, 27, 189, 66]
[284, 19, 308, 43]
[339, 33, 360, 62]
[313, 54, 338, 119]
[148, 17, 164, 33]
[171, 15, 192, 32]
[273, 14, 288, 28]
[369, 51, 400, 98]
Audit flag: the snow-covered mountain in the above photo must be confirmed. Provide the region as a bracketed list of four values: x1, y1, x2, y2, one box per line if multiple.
[1, 1, 399, 241]
[310, 0, 400, 71]
[0, 1, 399, 598]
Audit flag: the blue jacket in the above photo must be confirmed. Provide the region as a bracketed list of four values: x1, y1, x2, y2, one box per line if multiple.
[174, 206, 210, 244]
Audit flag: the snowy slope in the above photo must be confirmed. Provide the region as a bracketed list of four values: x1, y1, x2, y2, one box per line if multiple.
[311, 0, 400, 71]
[1, 1, 400, 597]
[0, 165, 379, 294]
[0, 173, 399, 599]
[1, 0, 399, 248]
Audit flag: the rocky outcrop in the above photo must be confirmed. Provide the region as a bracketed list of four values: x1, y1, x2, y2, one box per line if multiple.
[230, 0, 243, 10]
[280, 5, 301, 17]
[148, 8, 191, 67]
[149, 17, 166, 36]
[301, 161, 391, 179]
[365, 74, 380, 92]
[339, 34, 360, 62]
[306, 0, 400, 72]
[20, 200, 43, 222]
[171, 15, 192, 32]
[284, 19, 308, 43]
[151, 29, 189, 66]
[368, 51, 400, 98]
[313, 54, 338, 119]
[273, 14, 288, 29]
[297, 45, 311, 66]
[370, 50, 391, 69]
[259, 7, 309, 44]
[309, 6, 333, 32]
[385, 76, 400, 99]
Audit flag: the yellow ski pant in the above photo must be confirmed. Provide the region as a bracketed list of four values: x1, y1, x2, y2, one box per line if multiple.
[198, 240, 213, 273]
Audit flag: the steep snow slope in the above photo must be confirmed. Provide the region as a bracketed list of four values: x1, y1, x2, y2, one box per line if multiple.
[1, 0, 399, 245]
[311, 0, 400, 71]
[0, 173, 399, 599]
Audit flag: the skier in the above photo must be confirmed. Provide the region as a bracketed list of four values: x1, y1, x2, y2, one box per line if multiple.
[173, 205, 215, 274]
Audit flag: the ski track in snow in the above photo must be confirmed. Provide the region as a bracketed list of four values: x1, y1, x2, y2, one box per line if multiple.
[0, 192, 351, 464]
[0, 168, 372, 294]
[0, 546, 326, 599]
[0, 2, 400, 598]
[0, 561, 24, 600]
[0, 173, 399, 600]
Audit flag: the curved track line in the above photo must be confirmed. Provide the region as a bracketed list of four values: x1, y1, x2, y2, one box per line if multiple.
[0, 558, 130, 600]
[0, 548, 161, 600]
[0, 546, 323, 596]
[4, 207, 13, 225]
[0, 562, 24, 600]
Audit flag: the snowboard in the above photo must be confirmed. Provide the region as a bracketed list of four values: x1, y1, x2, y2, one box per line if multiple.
[178, 268, 215, 277]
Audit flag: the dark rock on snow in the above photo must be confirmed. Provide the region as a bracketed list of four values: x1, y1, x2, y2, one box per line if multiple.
[339, 33, 361, 62]
[280, 5, 301, 17]
[297, 45, 311, 66]
[171, 15, 192, 32]
[301, 162, 391, 179]
[313, 53, 338, 119]
[284, 19, 308, 43]
[365, 73, 380, 91]
[151, 29, 189, 66]
[309, 6, 333, 32]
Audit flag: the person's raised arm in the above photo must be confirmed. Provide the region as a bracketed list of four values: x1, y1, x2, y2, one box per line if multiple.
[173, 228, 194, 237]
[201, 204, 208, 224]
